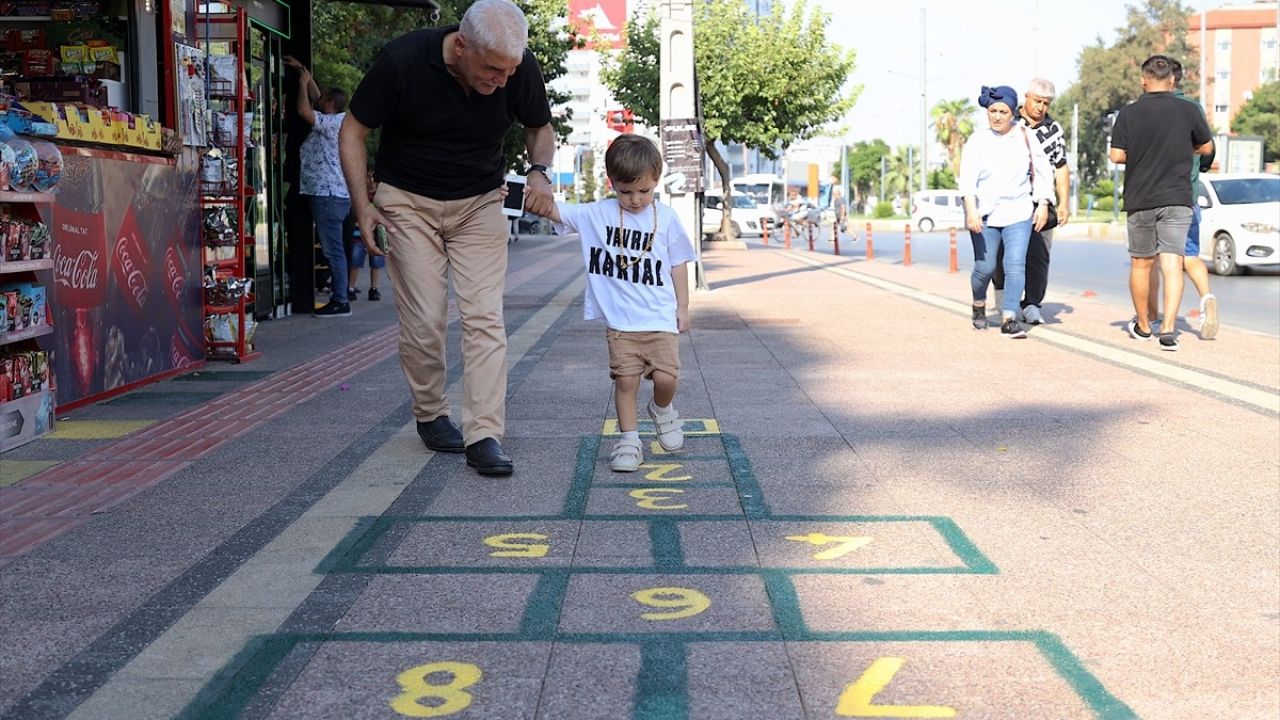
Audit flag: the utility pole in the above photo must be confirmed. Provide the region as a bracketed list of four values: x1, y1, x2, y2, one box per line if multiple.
[919, 8, 927, 196]
[1199, 0, 1207, 113]
[1070, 103, 1079, 215]
[659, 0, 707, 288]
[879, 155, 886, 202]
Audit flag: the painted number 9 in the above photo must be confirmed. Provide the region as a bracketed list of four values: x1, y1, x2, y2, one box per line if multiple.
[630, 586, 711, 621]
[390, 661, 483, 717]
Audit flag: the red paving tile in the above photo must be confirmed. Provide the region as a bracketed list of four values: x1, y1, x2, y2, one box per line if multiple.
[0, 517, 79, 557]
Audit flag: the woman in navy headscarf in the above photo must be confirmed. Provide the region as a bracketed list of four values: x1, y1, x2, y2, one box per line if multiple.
[959, 84, 1054, 337]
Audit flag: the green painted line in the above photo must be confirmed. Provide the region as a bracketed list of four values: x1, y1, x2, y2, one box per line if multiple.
[1033, 632, 1140, 719]
[721, 434, 770, 518]
[519, 570, 570, 637]
[635, 641, 688, 720]
[761, 570, 808, 639]
[178, 634, 300, 720]
[312, 516, 381, 574]
[345, 565, 976, 576]
[649, 519, 684, 569]
[565, 434, 601, 518]
[594, 482, 736, 489]
[932, 516, 999, 574]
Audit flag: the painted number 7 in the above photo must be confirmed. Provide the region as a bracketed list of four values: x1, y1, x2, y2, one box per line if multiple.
[630, 586, 711, 621]
[785, 532, 872, 560]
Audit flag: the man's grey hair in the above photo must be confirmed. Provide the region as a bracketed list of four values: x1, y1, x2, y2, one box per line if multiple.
[1026, 78, 1056, 99]
[460, 0, 529, 61]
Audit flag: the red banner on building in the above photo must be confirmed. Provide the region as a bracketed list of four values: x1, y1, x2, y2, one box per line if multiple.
[569, 0, 627, 50]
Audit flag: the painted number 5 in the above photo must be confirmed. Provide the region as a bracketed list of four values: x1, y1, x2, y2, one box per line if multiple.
[390, 661, 483, 718]
[483, 533, 550, 558]
[630, 586, 711, 621]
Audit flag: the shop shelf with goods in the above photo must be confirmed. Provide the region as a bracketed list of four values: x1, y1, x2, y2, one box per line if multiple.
[198, 8, 259, 363]
[0, 189, 56, 452]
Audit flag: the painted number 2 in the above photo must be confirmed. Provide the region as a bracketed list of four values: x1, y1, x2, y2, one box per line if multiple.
[390, 661, 483, 717]
[630, 586, 712, 621]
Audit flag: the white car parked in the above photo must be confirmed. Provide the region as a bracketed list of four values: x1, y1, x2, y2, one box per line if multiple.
[910, 190, 965, 232]
[1196, 173, 1280, 275]
[703, 192, 773, 238]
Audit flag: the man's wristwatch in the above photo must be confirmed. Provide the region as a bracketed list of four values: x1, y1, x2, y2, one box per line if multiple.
[527, 164, 550, 183]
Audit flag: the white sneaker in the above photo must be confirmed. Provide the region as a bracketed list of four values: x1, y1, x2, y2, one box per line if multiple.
[1200, 294, 1219, 340]
[993, 289, 1004, 316]
[647, 400, 684, 451]
[609, 437, 643, 472]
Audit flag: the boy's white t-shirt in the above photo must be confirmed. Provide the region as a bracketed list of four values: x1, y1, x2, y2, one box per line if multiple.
[553, 199, 697, 333]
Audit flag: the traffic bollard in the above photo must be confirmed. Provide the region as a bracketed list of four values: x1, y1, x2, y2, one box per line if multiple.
[903, 224, 912, 266]
[783, 220, 791, 249]
[808, 223, 815, 252]
[948, 227, 958, 272]
[832, 221, 840, 256]
[865, 222, 874, 260]
[762, 219, 769, 245]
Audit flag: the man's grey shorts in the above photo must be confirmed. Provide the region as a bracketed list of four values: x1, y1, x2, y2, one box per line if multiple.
[1127, 206, 1193, 257]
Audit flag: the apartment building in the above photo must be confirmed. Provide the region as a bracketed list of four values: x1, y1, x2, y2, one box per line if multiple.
[1188, 1, 1280, 132]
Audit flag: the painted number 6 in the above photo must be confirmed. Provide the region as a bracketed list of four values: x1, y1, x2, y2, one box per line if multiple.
[630, 586, 711, 621]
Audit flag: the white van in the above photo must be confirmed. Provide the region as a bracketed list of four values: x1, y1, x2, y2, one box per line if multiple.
[911, 190, 965, 232]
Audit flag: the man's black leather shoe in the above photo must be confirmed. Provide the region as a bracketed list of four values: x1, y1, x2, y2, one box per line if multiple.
[417, 416, 465, 453]
[465, 438, 513, 477]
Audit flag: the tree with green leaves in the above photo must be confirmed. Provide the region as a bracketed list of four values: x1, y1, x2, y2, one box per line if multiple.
[931, 98, 975, 176]
[843, 139, 890, 213]
[1056, 0, 1200, 186]
[1232, 80, 1280, 163]
[601, 0, 858, 237]
[311, 0, 580, 170]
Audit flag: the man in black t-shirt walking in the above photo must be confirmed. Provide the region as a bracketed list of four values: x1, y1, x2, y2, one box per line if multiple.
[1110, 54, 1213, 352]
[338, 0, 556, 475]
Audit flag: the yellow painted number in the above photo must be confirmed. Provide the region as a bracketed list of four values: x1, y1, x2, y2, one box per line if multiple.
[785, 532, 873, 560]
[630, 586, 712, 621]
[836, 657, 956, 718]
[648, 440, 672, 455]
[482, 533, 550, 558]
[629, 488, 688, 510]
[390, 661, 483, 717]
[638, 463, 693, 482]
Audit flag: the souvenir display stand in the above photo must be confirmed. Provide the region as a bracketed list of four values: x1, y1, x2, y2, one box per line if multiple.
[0, 189, 55, 451]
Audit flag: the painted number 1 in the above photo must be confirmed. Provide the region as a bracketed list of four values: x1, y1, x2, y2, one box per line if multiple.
[390, 661, 483, 717]
[630, 586, 711, 621]
[836, 657, 956, 718]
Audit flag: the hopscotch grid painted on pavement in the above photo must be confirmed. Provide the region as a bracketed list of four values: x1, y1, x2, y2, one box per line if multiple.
[779, 250, 1280, 417]
[182, 428, 1136, 720]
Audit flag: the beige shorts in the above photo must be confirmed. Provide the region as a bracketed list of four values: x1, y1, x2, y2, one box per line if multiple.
[606, 329, 680, 380]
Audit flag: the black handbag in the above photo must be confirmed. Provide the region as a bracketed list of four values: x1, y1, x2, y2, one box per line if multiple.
[1022, 126, 1059, 231]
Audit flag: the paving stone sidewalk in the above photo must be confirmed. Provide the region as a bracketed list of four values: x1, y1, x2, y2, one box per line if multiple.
[1, 236, 1277, 720]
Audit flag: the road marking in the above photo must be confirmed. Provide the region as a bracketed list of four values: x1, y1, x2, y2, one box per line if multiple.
[66, 276, 585, 720]
[782, 251, 1280, 415]
[47, 419, 157, 439]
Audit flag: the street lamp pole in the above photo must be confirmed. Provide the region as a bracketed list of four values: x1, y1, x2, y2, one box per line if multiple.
[920, 7, 927, 193]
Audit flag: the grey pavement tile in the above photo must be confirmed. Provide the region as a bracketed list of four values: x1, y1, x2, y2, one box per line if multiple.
[113, 607, 286, 680]
[558, 573, 776, 635]
[534, 643, 640, 720]
[786, 641, 1097, 719]
[263, 641, 552, 720]
[789, 575, 998, 632]
[196, 561, 327, 610]
[712, 412, 843, 440]
[678, 520, 758, 568]
[584, 487, 745, 517]
[572, 520, 653, 566]
[335, 574, 540, 633]
[385, 520, 579, 569]
[62, 678, 208, 720]
[686, 642, 805, 720]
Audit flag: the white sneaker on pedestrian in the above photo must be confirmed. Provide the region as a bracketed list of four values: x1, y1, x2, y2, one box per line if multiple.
[647, 400, 684, 451]
[609, 437, 643, 472]
[1022, 305, 1043, 325]
[993, 289, 1004, 316]
[1200, 294, 1219, 340]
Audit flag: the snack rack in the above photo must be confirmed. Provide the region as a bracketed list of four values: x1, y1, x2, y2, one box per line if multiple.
[198, 7, 258, 363]
[0, 189, 56, 451]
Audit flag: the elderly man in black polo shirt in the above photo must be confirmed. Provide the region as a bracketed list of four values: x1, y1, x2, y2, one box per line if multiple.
[338, 0, 555, 476]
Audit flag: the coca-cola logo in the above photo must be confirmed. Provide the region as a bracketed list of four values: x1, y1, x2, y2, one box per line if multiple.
[164, 247, 183, 299]
[114, 235, 149, 310]
[54, 245, 102, 293]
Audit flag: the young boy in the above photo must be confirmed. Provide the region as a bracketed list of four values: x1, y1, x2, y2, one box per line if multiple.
[535, 134, 696, 472]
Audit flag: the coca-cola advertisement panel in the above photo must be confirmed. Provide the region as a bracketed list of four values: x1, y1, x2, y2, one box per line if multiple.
[43, 149, 201, 408]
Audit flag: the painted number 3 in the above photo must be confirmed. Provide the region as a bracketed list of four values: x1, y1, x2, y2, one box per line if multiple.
[630, 586, 712, 621]
[390, 661, 483, 718]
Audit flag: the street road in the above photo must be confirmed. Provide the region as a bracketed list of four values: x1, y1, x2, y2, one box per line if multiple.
[785, 226, 1280, 336]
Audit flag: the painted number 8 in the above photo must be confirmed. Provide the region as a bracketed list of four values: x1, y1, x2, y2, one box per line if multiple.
[390, 661, 483, 717]
[630, 586, 712, 621]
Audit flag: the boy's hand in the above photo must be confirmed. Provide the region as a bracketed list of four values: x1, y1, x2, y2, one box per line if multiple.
[677, 308, 690, 333]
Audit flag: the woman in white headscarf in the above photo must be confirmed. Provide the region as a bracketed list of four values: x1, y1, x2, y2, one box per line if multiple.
[959, 84, 1054, 338]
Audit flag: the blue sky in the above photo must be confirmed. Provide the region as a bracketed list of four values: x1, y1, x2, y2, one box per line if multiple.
[807, 0, 1152, 146]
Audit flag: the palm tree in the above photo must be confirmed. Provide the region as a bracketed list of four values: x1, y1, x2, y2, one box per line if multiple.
[931, 98, 976, 175]
[883, 145, 917, 210]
